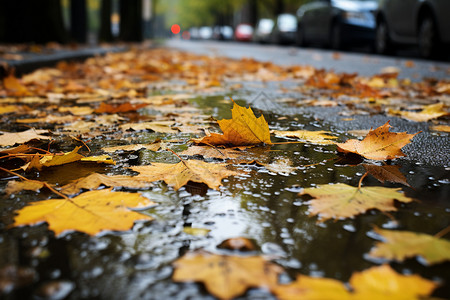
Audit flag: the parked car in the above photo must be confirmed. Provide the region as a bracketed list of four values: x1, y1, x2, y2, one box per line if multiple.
[296, 0, 377, 49]
[375, 0, 450, 58]
[213, 26, 234, 41]
[271, 14, 298, 44]
[198, 26, 213, 40]
[254, 18, 275, 43]
[235, 24, 254, 42]
[189, 27, 200, 40]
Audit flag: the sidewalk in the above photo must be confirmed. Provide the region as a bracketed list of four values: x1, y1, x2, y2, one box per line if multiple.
[0, 43, 128, 78]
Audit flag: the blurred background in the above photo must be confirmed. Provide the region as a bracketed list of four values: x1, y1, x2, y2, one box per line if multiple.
[0, 0, 449, 59]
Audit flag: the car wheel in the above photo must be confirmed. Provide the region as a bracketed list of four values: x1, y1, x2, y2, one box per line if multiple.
[296, 25, 307, 47]
[330, 23, 343, 50]
[375, 18, 393, 54]
[418, 15, 440, 59]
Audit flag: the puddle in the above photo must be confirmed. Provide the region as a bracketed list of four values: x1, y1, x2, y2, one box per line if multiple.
[1, 91, 449, 299]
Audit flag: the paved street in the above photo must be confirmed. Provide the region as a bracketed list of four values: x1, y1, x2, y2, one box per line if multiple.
[166, 39, 450, 81]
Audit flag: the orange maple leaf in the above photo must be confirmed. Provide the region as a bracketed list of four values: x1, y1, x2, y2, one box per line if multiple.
[193, 100, 272, 147]
[336, 121, 420, 160]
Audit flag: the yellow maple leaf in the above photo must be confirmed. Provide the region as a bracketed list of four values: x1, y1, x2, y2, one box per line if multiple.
[274, 265, 437, 300]
[172, 251, 283, 300]
[60, 173, 153, 195]
[131, 160, 241, 190]
[336, 121, 419, 160]
[388, 103, 449, 122]
[369, 227, 450, 265]
[271, 129, 338, 145]
[193, 100, 272, 146]
[273, 275, 351, 300]
[12, 189, 155, 236]
[351, 264, 437, 299]
[299, 183, 413, 222]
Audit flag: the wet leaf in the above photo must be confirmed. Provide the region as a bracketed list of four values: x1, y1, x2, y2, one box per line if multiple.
[5, 180, 46, 195]
[274, 264, 437, 300]
[101, 142, 162, 153]
[299, 183, 413, 222]
[429, 124, 450, 133]
[388, 103, 449, 122]
[369, 227, 450, 265]
[3, 74, 30, 96]
[273, 275, 351, 300]
[0, 129, 51, 146]
[217, 237, 256, 251]
[183, 227, 211, 236]
[60, 172, 154, 195]
[94, 102, 148, 113]
[193, 101, 272, 146]
[12, 189, 155, 236]
[80, 155, 115, 165]
[131, 160, 241, 190]
[336, 121, 420, 160]
[350, 264, 437, 299]
[172, 251, 283, 300]
[363, 164, 409, 186]
[272, 129, 338, 145]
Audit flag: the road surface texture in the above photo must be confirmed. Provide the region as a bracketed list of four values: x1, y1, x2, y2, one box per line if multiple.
[166, 39, 450, 168]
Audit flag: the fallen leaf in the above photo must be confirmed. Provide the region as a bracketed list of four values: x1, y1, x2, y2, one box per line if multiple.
[80, 155, 115, 165]
[5, 180, 46, 195]
[273, 275, 351, 300]
[0, 129, 51, 146]
[429, 124, 450, 132]
[60, 173, 153, 195]
[58, 106, 94, 115]
[101, 142, 162, 153]
[336, 121, 419, 160]
[259, 157, 296, 174]
[12, 189, 155, 236]
[0, 105, 20, 114]
[369, 227, 450, 265]
[363, 164, 409, 186]
[388, 103, 449, 122]
[3, 74, 29, 96]
[131, 160, 241, 190]
[272, 129, 338, 145]
[350, 264, 437, 299]
[94, 102, 148, 113]
[16, 115, 80, 124]
[172, 251, 283, 300]
[274, 264, 437, 300]
[120, 121, 178, 134]
[299, 183, 413, 222]
[24, 147, 85, 171]
[193, 101, 272, 146]
[179, 145, 245, 160]
[217, 237, 256, 251]
[183, 227, 211, 236]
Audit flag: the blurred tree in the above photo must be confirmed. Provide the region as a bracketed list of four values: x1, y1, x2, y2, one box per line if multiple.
[119, 0, 143, 41]
[71, 0, 88, 43]
[0, 0, 69, 44]
[99, 0, 114, 42]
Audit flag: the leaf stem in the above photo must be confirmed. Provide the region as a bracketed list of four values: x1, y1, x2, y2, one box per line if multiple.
[358, 171, 369, 189]
[0, 166, 69, 200]
[434, 225, 450, 239]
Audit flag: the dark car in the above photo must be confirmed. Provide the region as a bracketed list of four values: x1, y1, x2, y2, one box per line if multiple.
[296, 0, 377, 49]
[375, 0, 450, 58]
[271, 14, 298, 44]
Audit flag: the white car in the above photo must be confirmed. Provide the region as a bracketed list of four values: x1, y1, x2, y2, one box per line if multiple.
[375, 0, 450, 58]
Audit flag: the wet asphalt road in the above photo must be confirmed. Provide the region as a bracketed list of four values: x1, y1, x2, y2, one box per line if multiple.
[165, 39, 450, 80]
[165, 39, 450, 168]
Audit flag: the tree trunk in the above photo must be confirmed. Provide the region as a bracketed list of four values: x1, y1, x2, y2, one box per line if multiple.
[99, 0, 114, 42]
[70, 0, 88, 43]
[119, 0, 143, 42]
[0, 0, 68, 44]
